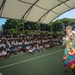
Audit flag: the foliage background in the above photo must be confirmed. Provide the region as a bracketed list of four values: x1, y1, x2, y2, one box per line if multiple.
[2, 18, 75, 35]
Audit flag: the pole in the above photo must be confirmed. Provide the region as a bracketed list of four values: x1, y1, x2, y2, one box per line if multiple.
[22, 19, 25, 34]
[38, 21, 41, 34]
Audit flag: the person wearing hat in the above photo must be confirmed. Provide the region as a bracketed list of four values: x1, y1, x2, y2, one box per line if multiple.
[63, 26, 75, 75]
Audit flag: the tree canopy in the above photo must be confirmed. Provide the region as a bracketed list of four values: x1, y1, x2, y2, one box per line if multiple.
[2, 18, 75, 35]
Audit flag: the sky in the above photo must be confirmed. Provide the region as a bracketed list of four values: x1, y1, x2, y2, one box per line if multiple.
[0, 18, 6, 26]
[55, 8, 75, 19]
[0, 9, 75, 26]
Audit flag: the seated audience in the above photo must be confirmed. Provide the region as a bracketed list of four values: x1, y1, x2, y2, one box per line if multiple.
[0, 33, 62, 60]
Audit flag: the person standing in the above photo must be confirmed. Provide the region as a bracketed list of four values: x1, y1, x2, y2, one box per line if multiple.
[63, 26, 75, 75]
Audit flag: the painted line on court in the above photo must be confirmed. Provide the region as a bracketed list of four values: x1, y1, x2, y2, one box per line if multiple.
[0, 50, 63, 69]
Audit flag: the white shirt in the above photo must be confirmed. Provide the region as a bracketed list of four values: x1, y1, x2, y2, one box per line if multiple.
[0, 44, 2, 47]
[29, 49, 33, 52]
[1, 43, 6, 48]
[26, 46, 30, 49]
[32, 47, 36, 51]
[45, 44, 49, 47]
[2, 50, 7, 55]
[18, 42, 23, 45]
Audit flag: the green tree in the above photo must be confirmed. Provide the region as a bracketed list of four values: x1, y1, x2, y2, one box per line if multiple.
[50, 18, 75, 33]
[2, 18, 75, 35]
[8, 29, 16, 35]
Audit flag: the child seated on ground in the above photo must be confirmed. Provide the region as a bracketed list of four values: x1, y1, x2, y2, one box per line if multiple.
[10, 45, 14, 54]
[45, 44, 50, 49]
[5, 47, 10, 57]
[29, 46, 34, 54]
[36, 44, 43, 52]
[1, 49, 8, 59]
[29, 47, 33, 54]
[32, 45, 36, 52]
[18, 45, 22, 53]
[25, 45, 31, 53]
[14, 46, 19, 54]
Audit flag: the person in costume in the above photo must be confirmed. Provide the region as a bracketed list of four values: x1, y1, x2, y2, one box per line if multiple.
[63, 26, 75, 75]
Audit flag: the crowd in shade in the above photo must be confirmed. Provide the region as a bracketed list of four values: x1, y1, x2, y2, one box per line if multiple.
[0, 34, 62, 60]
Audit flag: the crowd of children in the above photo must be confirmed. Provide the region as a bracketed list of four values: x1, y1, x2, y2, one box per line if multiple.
[0, 34, 62, 60]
